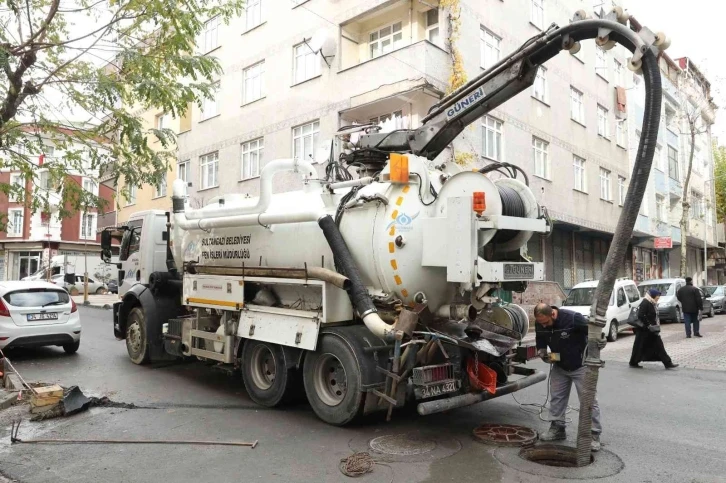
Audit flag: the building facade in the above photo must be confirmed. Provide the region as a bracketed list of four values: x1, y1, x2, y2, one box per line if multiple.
[167, 0, 715, 290]
[0, 131, 114, 281]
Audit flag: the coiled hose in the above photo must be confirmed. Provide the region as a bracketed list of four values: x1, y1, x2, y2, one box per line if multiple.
[492, 184, 527, 244]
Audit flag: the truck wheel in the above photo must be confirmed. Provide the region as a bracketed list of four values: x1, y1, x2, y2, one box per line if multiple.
[126, 307, 150, 365]
[241, 340, 298, 407]
[607, 320, 618, 342]
[303, 335, 365, 426]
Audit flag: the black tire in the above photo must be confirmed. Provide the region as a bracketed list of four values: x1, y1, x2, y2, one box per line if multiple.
[607, 320, 618, 342]
[708, 306, 715, 318]
[241, 340, 299, 407]
[63, 340, 80, 354]
[675, 306, 683, 324]
[303, 334, 365, 426]
[126, 307, 150, 365]
[95, 287, 106, 295]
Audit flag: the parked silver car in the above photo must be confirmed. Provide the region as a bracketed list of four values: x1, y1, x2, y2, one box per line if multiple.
[705, 286, 726, 314]
[51, 275, 108, 295]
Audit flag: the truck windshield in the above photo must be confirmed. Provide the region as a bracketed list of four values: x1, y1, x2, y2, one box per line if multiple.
[564, 288, 597, 306]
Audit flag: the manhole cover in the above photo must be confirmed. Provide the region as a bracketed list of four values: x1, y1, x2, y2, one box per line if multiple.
[369, 433, 437, 456]
[473, 423, 538, 447]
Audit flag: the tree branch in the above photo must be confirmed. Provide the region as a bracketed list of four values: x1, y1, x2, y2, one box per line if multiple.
[10, 0, 60, 54]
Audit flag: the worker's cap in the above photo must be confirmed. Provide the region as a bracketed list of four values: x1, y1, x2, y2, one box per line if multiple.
[648, 288, 662, 297]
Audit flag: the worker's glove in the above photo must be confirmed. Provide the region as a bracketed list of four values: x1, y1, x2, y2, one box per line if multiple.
[537, 348, 549, 363]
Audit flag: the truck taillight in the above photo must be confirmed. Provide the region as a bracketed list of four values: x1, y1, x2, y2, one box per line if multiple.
[473, 191, 486, 214]
[70, 298, 78, 313]
[0, 298, 9, 317]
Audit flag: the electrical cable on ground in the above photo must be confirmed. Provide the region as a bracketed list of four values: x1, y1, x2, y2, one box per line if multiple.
[510, 361, 579, 423]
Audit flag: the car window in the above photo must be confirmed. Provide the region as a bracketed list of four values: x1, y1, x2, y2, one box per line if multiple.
[617, 288, 626, 306]
[87, 278, 95, 283]
[625, 284, 640, 303]
[4, 289, 70, 307]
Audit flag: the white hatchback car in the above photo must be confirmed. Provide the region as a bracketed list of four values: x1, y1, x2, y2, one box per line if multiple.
[562, 278, 642, 342]
[0, 281, 81, 353]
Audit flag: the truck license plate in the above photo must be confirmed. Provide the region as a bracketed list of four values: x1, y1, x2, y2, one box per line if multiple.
[27, 312, 58, 321]
[503, 263, 534, 280]
[416, 380, 460, 400]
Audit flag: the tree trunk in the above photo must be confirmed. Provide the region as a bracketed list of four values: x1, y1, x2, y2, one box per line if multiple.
[679, 125, 697, 277]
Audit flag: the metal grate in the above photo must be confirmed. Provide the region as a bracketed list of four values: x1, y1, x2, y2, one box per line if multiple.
[167, 318, 185, 337]
[412, 363, 455, 385]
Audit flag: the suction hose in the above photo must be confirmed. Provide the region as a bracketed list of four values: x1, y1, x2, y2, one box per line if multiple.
[317, 215, 398, 341]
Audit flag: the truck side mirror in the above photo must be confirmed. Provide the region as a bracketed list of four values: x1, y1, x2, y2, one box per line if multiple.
[101, 230, 112, 263]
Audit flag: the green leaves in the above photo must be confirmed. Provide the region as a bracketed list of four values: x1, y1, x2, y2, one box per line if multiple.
[0, 0, 245, 231]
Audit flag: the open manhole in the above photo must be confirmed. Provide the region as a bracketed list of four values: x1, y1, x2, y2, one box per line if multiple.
[369, 433, 437, 456]
[473, 423, 537, 447]
[520, 444, 593, 467]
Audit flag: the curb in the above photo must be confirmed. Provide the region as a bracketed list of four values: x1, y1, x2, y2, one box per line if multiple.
[4, 373, 22, 392]
[0, 390, 18, 410]
[79, 303, 112, 311]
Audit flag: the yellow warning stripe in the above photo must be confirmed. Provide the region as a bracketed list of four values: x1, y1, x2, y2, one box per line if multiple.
[389, 185, 414, 300]
[187, 297, 242, 308]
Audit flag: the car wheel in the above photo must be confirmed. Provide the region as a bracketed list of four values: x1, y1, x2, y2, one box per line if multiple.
[709, 306, 715, 318]
[607, 320, 618, 342]
[126, 307, 150, 365]
[95, 287, 107, 295]
[675, 307, 683, 324]
[63, 340, 80, 354]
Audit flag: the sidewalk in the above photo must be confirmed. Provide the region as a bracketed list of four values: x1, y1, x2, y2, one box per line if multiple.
[72, 294, 119, 310]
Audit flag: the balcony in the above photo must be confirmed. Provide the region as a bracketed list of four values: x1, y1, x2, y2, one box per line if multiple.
[669, 177, 682, 200]
[671, 226, 682, 244]
[634, 214, 650, 235]
[654, 170, 668, 194]
[666, 128, 679, 148]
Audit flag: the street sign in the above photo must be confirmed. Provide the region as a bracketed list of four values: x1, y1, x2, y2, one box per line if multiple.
[654, 237, 672, 249]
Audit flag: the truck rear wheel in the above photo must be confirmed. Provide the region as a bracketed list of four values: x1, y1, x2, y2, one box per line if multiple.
[241, 340, 298, 407]
[303, 334, 365, 426]
[126, 307, 150, 365]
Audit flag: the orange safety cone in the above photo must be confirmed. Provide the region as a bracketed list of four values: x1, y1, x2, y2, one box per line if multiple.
[467, 358, 497, 395]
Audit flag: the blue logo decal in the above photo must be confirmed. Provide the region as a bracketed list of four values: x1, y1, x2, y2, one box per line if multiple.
[387, 211, 420, 232]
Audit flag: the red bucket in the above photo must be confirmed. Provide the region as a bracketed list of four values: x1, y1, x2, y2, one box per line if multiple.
[467, 358, 497, 395]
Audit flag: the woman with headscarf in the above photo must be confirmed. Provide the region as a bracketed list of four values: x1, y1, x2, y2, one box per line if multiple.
[629, 288, 679, 369]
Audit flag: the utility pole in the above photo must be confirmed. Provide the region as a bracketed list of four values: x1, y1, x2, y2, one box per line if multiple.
[83, 238, 89, 305]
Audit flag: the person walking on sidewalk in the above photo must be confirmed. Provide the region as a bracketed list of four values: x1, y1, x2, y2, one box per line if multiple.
[534, 303, 602, 452]
[676, 277, 703, 338]
[629, 289, 678, 369]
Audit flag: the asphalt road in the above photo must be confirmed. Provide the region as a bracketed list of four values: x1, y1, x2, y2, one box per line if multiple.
[1, 307, 725, 482]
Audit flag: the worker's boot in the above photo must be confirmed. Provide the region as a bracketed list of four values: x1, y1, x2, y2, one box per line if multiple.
[591, 433, 601, 452]
[539, 424, 566, 442]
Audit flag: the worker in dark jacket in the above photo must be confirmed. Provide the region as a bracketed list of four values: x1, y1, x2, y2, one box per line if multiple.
[534, 303, 602, 452]
[629, 288, 678, 369]
[676, 277, 703, 338]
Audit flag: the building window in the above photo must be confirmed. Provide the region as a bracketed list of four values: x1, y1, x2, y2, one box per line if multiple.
[530, 0, 544, 29]
[532, 67, 548, 103]
[201, 82, 220, 120]
[370, 110, 404, 133]
[482, 116, 503, 161]
[154, 178, 167, 198]
[200, 151, 219, 189]
[82, 177, 98, 196]
[707, 203, 713, 226]
[640, 183, 649, 216]
[618, 176, 626, 206]
[426, 9, 439, 43]
[599, 168, 611, 201]
[653, 145, 664, 171]
[532, 137, 549, 179]
[178, 160, 190, 184]
[243, 61, 265, 104]
[668, 146, 679, 181]
[480, 27, 501, 70]
[690, 191, 704, 219]
[369, 21, 403, 59]
[199, 16, 220, 53]
[8, 208, 23, 237]
[573, 155, 586, 192]
[246, 0, 263, 30]
[241, 138, 264, 180]
[614, 59, 624, 86]
[570, 87, 585, 124]
[597, 105, 609, 138]
[294, 42, 321, 84]
[9, 173, 23, 202]
[125, 184, 137, 205]
[156, 112, 171, 131]
[616, 119, 626, 147]
[80, 212, 97, 240]
[293, 120, 320, 163]
[656, 194, 666, 222]
[595, 47, 607, 80]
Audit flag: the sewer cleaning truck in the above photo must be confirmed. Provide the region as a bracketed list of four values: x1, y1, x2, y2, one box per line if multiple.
[102, 8, 667, 426]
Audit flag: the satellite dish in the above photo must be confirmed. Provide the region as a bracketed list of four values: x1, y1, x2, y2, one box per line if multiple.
[308, 29, 336, 67]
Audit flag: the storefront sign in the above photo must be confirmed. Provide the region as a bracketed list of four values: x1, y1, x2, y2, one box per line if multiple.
[654, 237, 673, 249]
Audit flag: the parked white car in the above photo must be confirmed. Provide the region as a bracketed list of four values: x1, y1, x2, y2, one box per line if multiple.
[562, 278, 642, 342]
[51, 274, 108, 295]
[0, 281, 81, 353]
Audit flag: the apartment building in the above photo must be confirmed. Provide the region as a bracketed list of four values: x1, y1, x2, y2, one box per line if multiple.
[0, 129, 114, 281]
[173, 0, 715, 289]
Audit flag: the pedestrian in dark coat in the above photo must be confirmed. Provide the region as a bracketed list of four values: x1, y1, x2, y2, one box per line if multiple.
[630, 289, 678, 369]
[676, 277, 703, 338]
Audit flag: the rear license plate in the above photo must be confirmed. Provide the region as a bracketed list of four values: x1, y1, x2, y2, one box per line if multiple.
[503, 263, 534, 280]
[27, 313, 59, 321]
[414, 380, 460, 400]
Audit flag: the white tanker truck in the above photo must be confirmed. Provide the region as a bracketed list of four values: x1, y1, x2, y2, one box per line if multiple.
[102, 14, 650, 425]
